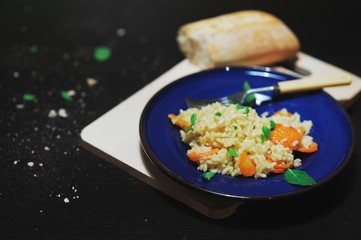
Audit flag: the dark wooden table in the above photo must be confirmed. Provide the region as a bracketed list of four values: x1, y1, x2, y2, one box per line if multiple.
[1, 0, 361, 239]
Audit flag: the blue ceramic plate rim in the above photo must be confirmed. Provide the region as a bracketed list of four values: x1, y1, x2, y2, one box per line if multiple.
[139, 66, 354, 200]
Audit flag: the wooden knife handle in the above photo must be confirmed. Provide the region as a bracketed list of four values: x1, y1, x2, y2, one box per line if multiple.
[278, 73, 352, 93]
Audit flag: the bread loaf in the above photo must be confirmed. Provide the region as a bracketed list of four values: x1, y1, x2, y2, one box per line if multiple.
[177, 10, 300, 69]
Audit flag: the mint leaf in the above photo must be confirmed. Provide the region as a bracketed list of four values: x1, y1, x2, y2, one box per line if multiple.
[262, 125, 271, 139]
[284, 169, 316, 186]
[260, 134, 265, 144]
[243, 81, 256, 103]
[23, 93, 36, 102]
[94, 46, 111, 62]
[185, 113, 197, 132]
[236, 104, 245, 110]
[244, 106, 250, 115]
[228, 148, 238, 157]
[61, 91, 73, 102]
[190, 113, 197, 125]
[29, 45, 38, 54]
[270, 119, 276, 131]
[203, 171, 216, 181]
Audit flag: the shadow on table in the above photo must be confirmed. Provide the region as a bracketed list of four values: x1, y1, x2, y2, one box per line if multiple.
[157, 148, 358, 228]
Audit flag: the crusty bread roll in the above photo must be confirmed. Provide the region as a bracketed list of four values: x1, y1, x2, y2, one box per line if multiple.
[177, 10, 300, 69]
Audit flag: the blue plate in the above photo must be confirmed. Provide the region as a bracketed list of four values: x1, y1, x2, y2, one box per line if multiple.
[139, 67, 354, 200]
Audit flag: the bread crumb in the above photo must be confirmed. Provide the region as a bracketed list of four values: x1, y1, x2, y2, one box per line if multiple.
[86, 78, 98, 87]
[48, 109, 57, 118]
[58, 108, 68, 118]
[116, 28, 126, 37]
[16, 104, 25, 109]
[13, 71, 20, 78]
[67, 89, 76, 96]
[63, 52, 70, 60]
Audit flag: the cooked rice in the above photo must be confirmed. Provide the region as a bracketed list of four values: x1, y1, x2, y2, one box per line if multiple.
[169, 102, 315, 178]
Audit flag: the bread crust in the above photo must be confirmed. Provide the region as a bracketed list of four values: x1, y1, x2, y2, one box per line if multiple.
[177, 10, 300, 69]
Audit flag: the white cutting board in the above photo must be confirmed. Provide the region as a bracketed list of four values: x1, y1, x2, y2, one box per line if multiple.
[81, 52, 361, 219]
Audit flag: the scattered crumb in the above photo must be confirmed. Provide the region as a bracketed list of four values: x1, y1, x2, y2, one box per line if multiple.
[58, 108, 68, 118]
[116, 28, 126, 37]
[52, 185, 80, 203]
[13, 71, 20, 78]
[73, 60, 80, 67]
[67, 89, 76, 96]
[44, 146, 50, 151]
[48, 109, 58, 118]
[27, 162, 34, 167]
[63, 52, 70, 60]
[86, 78, 98, 87]
[16, 104, 25, 109]
[49, 109, 70, 118]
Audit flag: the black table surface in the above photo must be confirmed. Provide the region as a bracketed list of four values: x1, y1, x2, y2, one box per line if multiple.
[1, 0, 361, 239]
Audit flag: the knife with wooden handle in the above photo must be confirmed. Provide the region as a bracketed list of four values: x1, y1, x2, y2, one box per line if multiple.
[277, 73, 352, 93]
